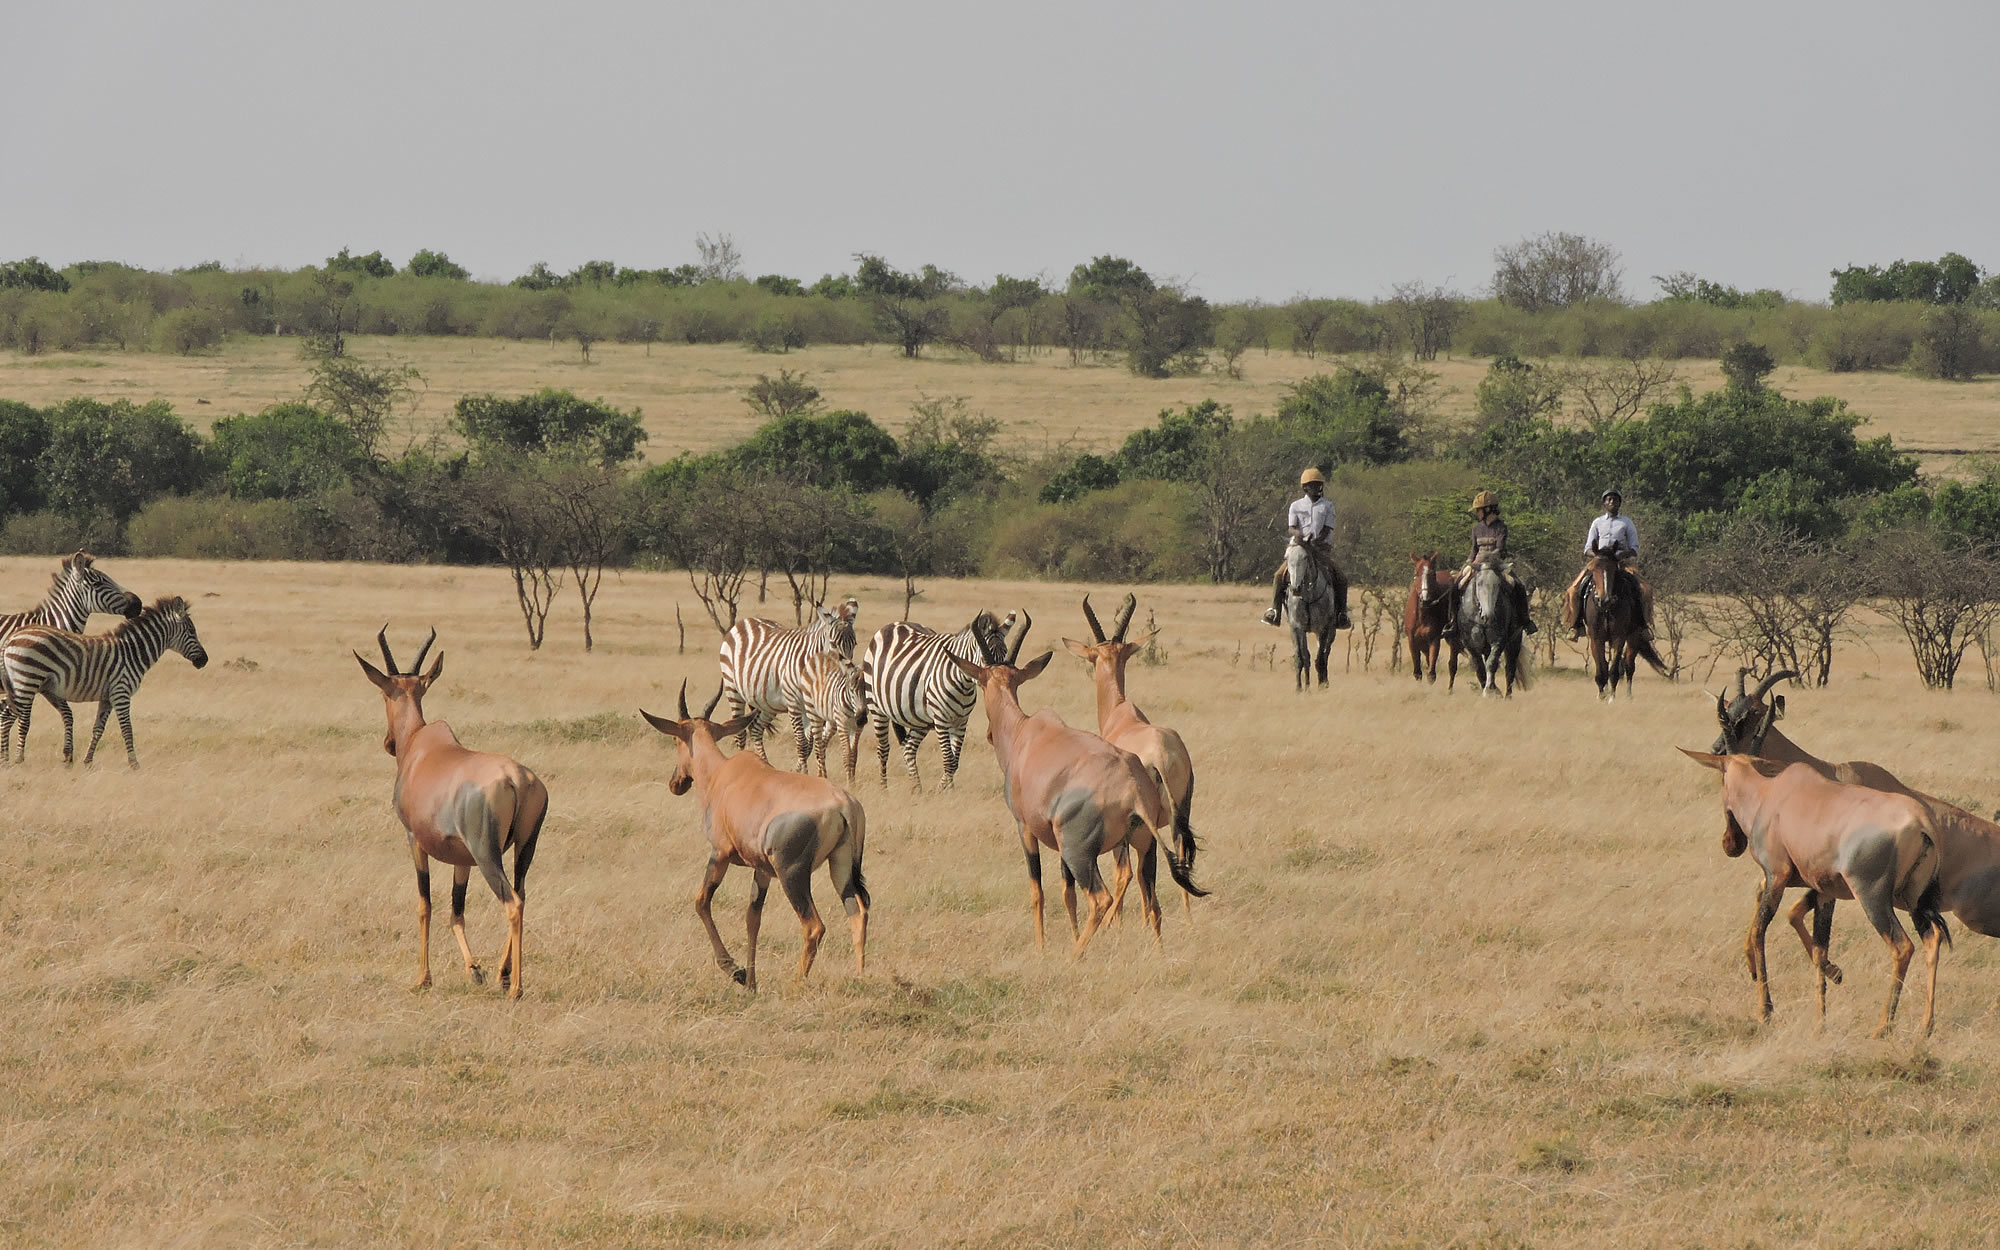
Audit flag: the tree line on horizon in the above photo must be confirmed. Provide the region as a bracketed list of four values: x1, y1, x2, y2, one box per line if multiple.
[5, 333, 2000, 688]
[4, 234, 2000, 381]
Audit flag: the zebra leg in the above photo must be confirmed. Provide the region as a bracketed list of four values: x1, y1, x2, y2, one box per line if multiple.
[872, 711, 893, 787]
[939, 725, 967, 790]
[51, 697, 75, 767]
[901, 725, 929, 791]
[787, 692, 813, 772]
[84, 703, 114, 767]
[8, 689, 32, 763]
[114, 693, 139, 769]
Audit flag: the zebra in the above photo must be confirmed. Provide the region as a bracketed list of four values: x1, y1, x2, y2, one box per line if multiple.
[4, 596, 209, 768]
[0, 551, 143, 759]
[797, 649, 868, 782]
[717, 597, 858, 768]
[861, 610, 1013, 790]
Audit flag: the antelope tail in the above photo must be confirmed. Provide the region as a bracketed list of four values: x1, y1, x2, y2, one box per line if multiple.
[1172, 768, 1199, 874]
[1138, 811, 1209, 899]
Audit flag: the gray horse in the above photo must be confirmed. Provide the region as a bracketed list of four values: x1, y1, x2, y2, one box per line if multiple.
[1284, 538, 1338, 691]
[1457, 560, 1525, 698]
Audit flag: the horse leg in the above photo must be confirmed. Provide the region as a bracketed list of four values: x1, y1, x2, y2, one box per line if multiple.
[1316, 628, 1333, 687]
[1446, 639, 1460, 692]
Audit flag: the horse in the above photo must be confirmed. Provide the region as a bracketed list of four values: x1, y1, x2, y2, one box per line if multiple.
[1403, 553, 1460, 689]
[1581, 545, 1667, 702]
[1456, 559, 1525, 698]
[1285, 538, 1338, 691]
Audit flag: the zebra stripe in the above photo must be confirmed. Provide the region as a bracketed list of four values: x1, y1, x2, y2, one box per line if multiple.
[797, 650, 868, 781]
[860, 610, 1011, 790]
[4, 596, 209, 768]
[0, 553, 143, 757]
[717, 598, 858, 768]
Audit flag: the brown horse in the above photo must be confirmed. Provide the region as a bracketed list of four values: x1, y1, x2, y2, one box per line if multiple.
[1403, 554, 1460, 688]
[1582, 547, 1667, 701]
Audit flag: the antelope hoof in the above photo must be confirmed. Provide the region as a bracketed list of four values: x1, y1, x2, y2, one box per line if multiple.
[409, 976, 432, 992]
[1824, 962, 1843, 985]
[732, 967, 749, 987]
[466, 963, 486, 986]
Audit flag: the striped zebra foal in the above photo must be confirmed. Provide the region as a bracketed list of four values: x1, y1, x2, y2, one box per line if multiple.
[3, 596, 209, 768]
[0, 551, 143, 760]
[797, 650, 868, 782]
[860, 610, 1013, 790]
[718, 597, 859, 769]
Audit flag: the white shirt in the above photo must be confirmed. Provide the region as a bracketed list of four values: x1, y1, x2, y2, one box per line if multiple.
[1585, 513, 1639, 557]
[1288, 494, 1335, 543]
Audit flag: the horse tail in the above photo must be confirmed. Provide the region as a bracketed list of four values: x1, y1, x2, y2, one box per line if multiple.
[1632, 631, 1670, 676]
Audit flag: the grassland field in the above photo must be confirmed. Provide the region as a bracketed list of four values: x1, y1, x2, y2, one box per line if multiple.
[4, 338, 2000, 479]
[8, 553, 2000, 1247]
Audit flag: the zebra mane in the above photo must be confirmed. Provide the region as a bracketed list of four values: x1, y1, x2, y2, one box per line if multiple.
[108, 597, 188, 636]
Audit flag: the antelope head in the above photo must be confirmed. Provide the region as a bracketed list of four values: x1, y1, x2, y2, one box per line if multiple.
[1711, 667, 1795, 755]
[943, 610, 1045, 739]
[640, 681, 756, 795]
[354, 626, 442, 757]
[1063, 592, 1154, 673]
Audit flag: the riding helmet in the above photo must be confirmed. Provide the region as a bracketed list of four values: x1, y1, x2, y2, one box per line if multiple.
[1469, 490, 1498, 514]
[1602, 487, 1623, 503]
[1300, 467, 1327, 487]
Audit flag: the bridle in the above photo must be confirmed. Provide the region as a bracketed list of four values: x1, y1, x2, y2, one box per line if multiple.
[1416, 558, 1451, 609]
[1287, 540, 1326, 608]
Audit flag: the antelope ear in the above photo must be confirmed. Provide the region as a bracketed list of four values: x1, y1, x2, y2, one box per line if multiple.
[1772, 694, 1785, 720]
[640, 709, 688, 740]
[943, 652, 983, 681]
[1063, 638, 1095, 660]
[1017, 651, 1054, 682]
[420, 653, 444, 688]
[1677, 747, 1727, 771]
[354, 652, 395, 694]
[714, 713, 758, 741]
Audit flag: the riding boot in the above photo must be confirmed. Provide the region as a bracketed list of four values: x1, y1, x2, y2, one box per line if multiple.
[1263, 572, 1285, 627]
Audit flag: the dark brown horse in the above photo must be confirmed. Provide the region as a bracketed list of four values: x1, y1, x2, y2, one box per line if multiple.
[1403, 553, 1460, 688]
[1582, 547, 1667, 701]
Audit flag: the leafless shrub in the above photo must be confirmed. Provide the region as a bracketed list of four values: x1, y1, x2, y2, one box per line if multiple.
[1684, 522, 1863, 687]
[1863, 529, 2000, 690]
[1562, 357, 1678, 432]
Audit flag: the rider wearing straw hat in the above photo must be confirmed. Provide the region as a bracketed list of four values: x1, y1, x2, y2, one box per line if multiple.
[1454, 490, 1536, 633]
[1263, 466, 1352, 630]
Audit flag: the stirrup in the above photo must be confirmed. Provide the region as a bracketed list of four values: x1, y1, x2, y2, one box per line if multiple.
[1261, 607, 1281, 627]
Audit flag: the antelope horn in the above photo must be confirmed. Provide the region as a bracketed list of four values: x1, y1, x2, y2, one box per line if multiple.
[377, 625, 398, 674]
[703, 682, 724, 720]
[1081, 594, 1106, 643]
[1111, 593, 1138, 642]
[408, 628, 437, 675]
[677, 680, 691, 720]
[1753, 669, 1798, 701]
[1733, 667, 1750, 700]
[1005, 610, 1032, 665]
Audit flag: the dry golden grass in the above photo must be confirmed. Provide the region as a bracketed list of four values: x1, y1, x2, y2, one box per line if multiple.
[6, 555, 2000, 1246]
[3, 338, 1998, 469]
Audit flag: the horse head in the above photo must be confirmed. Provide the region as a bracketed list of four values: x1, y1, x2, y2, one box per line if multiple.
[1412, 552, 1451, 606]
[1286, 538, 1318, 600]
[1587, 547, 1623, 610]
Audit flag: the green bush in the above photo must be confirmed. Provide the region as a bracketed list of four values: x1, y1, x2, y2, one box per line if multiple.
[209, 402, 367, 499]
[1810, 302, 1918, 371]
[0, 508, 123, 556]
[985, 480, 1202, 581]
[0, 400, 51, 520]
[152, 305, 227, 354]
[125, 495, 308, 560]
[39, 398, 210, 522]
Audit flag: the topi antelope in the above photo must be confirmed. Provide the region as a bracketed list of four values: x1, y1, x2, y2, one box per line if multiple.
[1713, 666, 2000, 983]
[355, 629, 548, 999]
[1, 552, 144, 759]
[1062, 593, 1202, 915]
[642, 681, 869, 992]
[5, 596, 208, 768]
[1682, 737, 1949, 1036]
[950, 610, 1204, 957]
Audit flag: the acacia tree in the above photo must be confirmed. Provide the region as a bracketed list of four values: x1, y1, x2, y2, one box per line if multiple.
[540, 459, 625, 651]
[855, 254, 956, 357]
[1686, 521, 1864, 686]
[1385, 282, 1464, 361]
[458, 456, 567, 650]
[1492, 232, 1624, 310]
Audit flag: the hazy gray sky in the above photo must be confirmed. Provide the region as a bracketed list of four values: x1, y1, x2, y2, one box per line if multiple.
[6, 0, 1995, 303]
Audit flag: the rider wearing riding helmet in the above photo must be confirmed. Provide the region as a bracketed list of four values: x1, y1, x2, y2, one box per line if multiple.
[1565, 487, 1646, 639]
[1263, 466, 1352, 630]
[1454, 490, 1536, 633]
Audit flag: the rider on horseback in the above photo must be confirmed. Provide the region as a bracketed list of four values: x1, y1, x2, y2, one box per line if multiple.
[1263, 467, 1352, 630]
[1454, 490, 1536, 634]
[1564, 488, 1650, 639]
